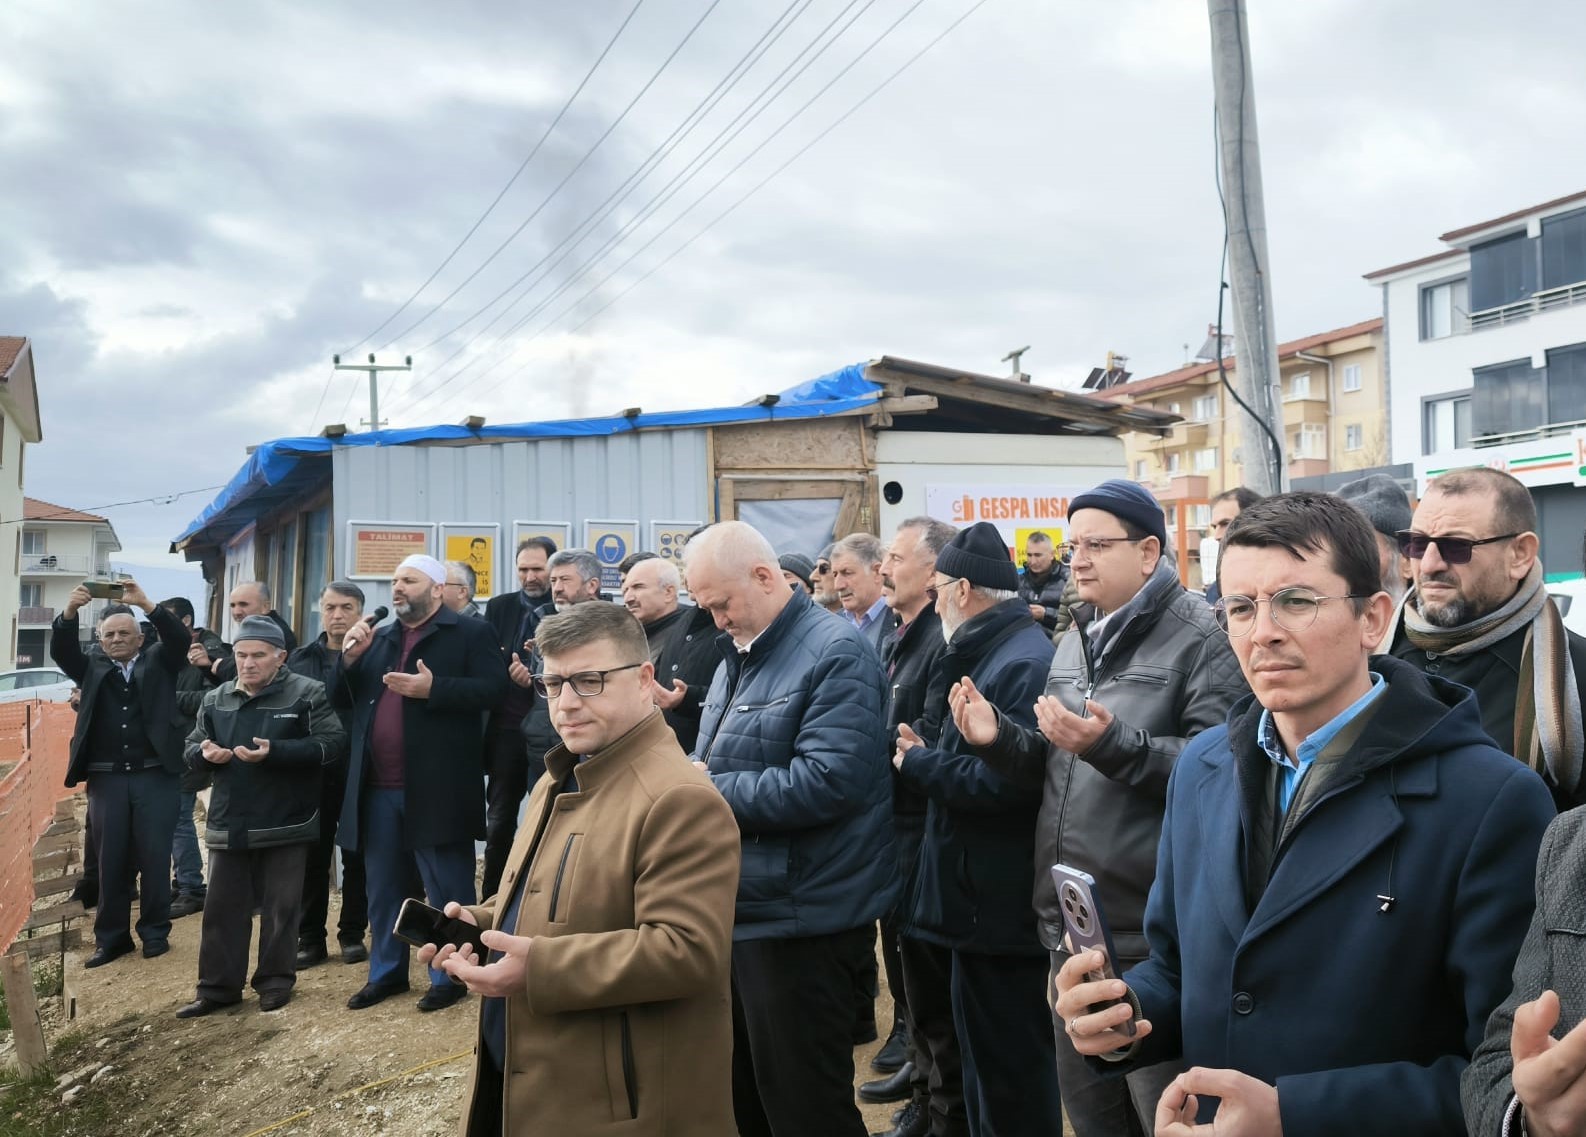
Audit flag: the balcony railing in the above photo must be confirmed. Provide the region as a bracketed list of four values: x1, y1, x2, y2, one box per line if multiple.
[19, 553, 93, 574]
[17, 607, 53, 626]
[1471, 417, 1586, 449]
[1468, 281, 1586, 332]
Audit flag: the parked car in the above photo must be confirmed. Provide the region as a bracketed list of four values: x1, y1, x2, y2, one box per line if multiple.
[0, 668, 76, 704]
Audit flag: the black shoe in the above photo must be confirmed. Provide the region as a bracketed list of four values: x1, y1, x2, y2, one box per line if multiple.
[169, 893, 205, 919]
[871, 1020, 910, 1073]
[142, 940, 170, 959]
[346, 980, 410, 1010]
[870, 1097, 928, 1137]
[258, 989, 293, 1013]
[68, 882, 98, 910]
[296, 942, 329, 969]
[339, 939, 369, 965]
[84, 942, 134, 968]
[416, 984, 468, 1013]
[858, 1061, 915, 1104]
[175, 996, 236, 1020]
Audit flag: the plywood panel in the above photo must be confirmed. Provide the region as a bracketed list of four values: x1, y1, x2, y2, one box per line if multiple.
[712, 419, 869, 472]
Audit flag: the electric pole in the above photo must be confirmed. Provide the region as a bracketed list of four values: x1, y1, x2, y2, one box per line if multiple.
[332, 353, 412, 431]
[1002, 345, 1031, 383]
[1209, 0, 1284, 494]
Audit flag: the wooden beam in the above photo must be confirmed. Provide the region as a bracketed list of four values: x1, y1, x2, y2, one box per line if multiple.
[2, 950, 48, 1075]
[20, 899, 84, 933]
[898, 374, 1122, 429]
[32, 871, 83, 900]
[13, 927, 81, 960]
[876, 396, 938, 415]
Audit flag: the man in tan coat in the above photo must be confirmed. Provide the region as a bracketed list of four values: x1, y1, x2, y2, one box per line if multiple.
[423, 602, 741, 1137]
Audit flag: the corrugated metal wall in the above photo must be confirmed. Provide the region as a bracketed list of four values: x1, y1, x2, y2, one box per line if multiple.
[330, 430, 711, 606]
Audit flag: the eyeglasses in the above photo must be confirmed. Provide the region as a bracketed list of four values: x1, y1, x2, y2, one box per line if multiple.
[1213, 587, 1370, 637]
[1059, 537, 1142, 565]
[814, 561, 832, 574]
[1394, 530, 1520, 565]
[531, 662, 644, 698]
[926, 576, 962, 604]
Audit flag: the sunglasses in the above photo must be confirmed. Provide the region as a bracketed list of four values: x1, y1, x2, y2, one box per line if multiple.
[1394, 530, 1519, 565]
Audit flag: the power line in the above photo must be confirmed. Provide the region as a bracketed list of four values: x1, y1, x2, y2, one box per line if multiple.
[388, 0, 865, 419]
[5, 485, 228, 526]
[370, 0, 725, 355]
[438, 0, 989, 413]
[401, 0, 814, 370]
[338, 0, 648, 357]
[393, 0, 889, 420]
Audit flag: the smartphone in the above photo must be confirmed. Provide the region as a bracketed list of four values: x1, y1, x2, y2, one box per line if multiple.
[1052, 864, 1135, 1037]
[83, 580, 124, 600]
[392, 897, 489, 958]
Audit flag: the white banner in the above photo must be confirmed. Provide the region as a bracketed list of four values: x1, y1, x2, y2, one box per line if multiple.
[923, 483, 1090, 552]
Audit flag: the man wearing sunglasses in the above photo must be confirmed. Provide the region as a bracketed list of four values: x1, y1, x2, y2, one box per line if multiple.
[953, 478, 1247, 1136]
[1052, 492, 1552, 1136]
[1383, 466, 1586, 810]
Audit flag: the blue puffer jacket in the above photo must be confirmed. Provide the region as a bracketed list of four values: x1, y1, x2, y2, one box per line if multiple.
[693, 588, 897, 941]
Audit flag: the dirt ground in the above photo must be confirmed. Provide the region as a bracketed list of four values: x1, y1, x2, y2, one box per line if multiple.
[5, 892, 909, 1136]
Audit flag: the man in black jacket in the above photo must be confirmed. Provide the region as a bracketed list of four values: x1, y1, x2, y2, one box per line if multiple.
[335, 554, 508, 1013]
[623, 556, 720, 753]
[864, 517, 962, 1137]
[287, 580, 368, 968]
[894, 522, 1062, 1137]
[1017, 531, 1072, 637]
[478, 536, 555, 900]
[199, 582, 297, 686]
[1384, 466, 1586, 810]
[52, 580, 188, 967]
[176, 616, 346, 1018]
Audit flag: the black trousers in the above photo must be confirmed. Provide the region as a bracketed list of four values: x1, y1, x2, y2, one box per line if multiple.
[731, 926, 872, 1137]
[900, 935, 967, 1136]
[87, 768, 178, 951]
[197, 843, 310, 1002]
[953, 950, 1062, 1137]
[298, 761, 368, 946]
[481, 728, 532, 901]
[881, 813, 927, 1038]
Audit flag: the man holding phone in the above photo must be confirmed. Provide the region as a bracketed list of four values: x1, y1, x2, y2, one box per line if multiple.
[1053, 493, 1554, 1136]
[420, 602, 740, 1137]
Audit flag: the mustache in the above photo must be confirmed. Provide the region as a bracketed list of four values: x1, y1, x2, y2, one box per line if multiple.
[1249, 652, 1304, 670]
[882, 575, 895, 589]
[1419, 571, 1459, 588]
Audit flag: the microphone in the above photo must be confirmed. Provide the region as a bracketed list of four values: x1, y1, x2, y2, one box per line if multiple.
[363, 606, 390, 626]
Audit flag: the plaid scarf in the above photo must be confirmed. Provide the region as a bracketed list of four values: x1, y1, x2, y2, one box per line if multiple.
[1387, 563, 1582, 796]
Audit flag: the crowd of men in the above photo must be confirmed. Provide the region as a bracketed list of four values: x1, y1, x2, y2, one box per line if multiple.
[47, 462, 1586, 1137]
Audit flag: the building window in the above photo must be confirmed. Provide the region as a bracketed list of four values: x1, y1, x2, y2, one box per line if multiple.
[1133, 459, 1146, 480]
[1288, 372, 1311, 400]
[1546, 342, 1586, 425]
[1420, 277, 1471, 339]
[1191, 393, 1219, 420]
[21, 530, 44, 555]
[1165, 451, 1182, 474]
[1292, 424, 1326, 458]
[1423, 394, 1473, 453]
[1190, 504, 1211, 529]
[1165, 505, 1178, 526]
[1164, 401, 1181, 415]
[1342, 364, 1362, 392]
[1542, 207, 1586, 291]
[20, 584, 42, 607]
[1194, 447, 1218, 471]
[1473, 358, 1543, 438]
[1345, 424, 1363, 451]
[1470, 232, 1537, 313]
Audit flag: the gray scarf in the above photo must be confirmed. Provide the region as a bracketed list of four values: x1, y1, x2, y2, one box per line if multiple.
[1385, 562, 1582, 796]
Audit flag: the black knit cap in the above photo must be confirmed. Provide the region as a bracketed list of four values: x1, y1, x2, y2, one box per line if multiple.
[935, 521, 1019, 592]
[1068, 478, 1167, 547]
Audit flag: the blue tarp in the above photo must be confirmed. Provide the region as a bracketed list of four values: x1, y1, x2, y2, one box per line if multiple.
[173, 362, 878, 550]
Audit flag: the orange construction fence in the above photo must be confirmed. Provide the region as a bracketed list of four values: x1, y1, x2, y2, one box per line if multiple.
[0, 702, 81, 953]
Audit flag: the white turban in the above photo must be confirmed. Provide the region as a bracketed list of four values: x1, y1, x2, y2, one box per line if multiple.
[397, 554, 447, 585]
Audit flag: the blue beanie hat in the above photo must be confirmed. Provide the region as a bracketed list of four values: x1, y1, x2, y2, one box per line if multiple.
[1068, 479, 1167, 548]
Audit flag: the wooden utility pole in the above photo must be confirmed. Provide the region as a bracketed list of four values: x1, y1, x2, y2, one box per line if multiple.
[1209, 0, 1284, 493]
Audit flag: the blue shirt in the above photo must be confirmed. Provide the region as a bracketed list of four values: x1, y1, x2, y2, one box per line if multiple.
[1257, 673, 1386, 814]
[845, 596, 890, 633]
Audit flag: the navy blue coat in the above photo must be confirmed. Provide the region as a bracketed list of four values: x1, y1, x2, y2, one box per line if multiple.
[1117, 656, 1553, 1137]
[897, 599, 1051, 955]
[332, 605, 508, 852]
[693, 588, 896, 941]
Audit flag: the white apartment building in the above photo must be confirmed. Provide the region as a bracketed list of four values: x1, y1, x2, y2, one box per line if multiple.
[0, 338, 44, 671]
[17, 498, 122, 666]
[1366, 189, 1586, 600]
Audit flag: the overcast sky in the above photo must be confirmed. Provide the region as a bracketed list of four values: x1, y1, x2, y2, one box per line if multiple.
[6, 0, 1586, 564]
